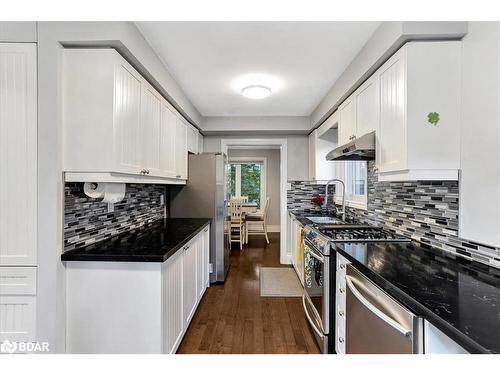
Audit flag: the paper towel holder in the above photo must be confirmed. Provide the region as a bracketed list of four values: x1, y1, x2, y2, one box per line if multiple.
[83, 182, 126, 213]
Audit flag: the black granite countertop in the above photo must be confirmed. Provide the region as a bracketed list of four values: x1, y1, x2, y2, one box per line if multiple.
[336, 241, 500, 354]
[61, 218, 211, 262]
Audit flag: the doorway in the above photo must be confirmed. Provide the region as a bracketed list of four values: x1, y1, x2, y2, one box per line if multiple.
[221, 139, 288, 264]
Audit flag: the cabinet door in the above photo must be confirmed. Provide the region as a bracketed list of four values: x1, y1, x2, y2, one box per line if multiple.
[182, 240, 197, 326]
[114, 62, 143, 174]
[174, 117, 188, 179]
[378, 48, 407, 173]
[0, 295, 36, 342]
[186, 124, 199, 154]
[338, 95, 356, 146]
[423, 321, 468, 354]
[0, 43, 37, 266]
[308, 130, 316, 180]
[196, 233, 205, 300]
[160, 101, 177, 178]
[203, 225, 210, 287]
[355, 74, 379, 137]
[141, 84, 162, 176]
[162, 250, 183, 354]
[198, 132, 204, 154]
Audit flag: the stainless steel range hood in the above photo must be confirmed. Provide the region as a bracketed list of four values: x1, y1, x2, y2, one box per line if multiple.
[326, 131, 375, 161]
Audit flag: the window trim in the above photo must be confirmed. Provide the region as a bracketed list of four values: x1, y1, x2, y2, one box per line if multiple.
[228, 157, 267, 208]
[333, 160, 368, 211]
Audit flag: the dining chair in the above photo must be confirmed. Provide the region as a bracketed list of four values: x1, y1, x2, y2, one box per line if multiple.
[229, 199, 247, 250]
[244, 197, 270, 244]
[231, 196, 249, 203]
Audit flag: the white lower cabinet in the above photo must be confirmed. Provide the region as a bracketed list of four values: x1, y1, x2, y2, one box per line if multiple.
[335, 254, 350, 354]
[182, 238, 198, 327]
[288, 214, 304, 285]
[0, 267, 37, 342]
[65, 224, 210, 354]
[423, 320, 468, 354]
[162, 249, 183, 354]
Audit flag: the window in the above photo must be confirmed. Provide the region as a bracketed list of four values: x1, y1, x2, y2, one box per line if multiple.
[227, 158, 266, 208]
[333, 161, 367, 209]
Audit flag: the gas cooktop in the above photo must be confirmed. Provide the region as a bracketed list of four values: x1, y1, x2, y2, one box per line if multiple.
[303, 223, 411, 256]
[314, 224, 410, 243]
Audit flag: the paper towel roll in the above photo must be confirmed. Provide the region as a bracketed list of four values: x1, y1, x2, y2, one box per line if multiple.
[83, 182, 105, 199]
[102, 183, 126, 204]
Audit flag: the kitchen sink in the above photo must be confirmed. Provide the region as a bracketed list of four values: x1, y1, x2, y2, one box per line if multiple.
[306, 216, 345, 224]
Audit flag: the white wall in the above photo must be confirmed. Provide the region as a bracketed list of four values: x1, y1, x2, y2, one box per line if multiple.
[0, 22, 36, 42]
[202, 116, 310, 134]
[310, 21, 468, 128]
[35, 21, 201, 353]
[228, 149, 281, 226]
[204, 135, 309, 181]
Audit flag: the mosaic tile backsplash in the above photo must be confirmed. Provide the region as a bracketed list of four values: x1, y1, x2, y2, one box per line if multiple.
[287, 181, 334, 210]
[64, 183, 165, 251]
[287, 162, 500, 268]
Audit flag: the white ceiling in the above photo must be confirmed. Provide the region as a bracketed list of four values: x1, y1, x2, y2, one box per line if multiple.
[136, 22, 380, 117]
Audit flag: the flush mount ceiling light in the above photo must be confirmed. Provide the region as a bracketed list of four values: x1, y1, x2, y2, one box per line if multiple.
[241, 85, 272, 99]
[231, 73, 283, 99]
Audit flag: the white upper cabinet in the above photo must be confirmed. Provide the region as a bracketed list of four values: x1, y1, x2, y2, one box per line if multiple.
[377, 48, 407, 174]
[141, 82, 162, 177]
[63, 48, 190, 183]
[197, 132, 204, 154]
[0, 43, 37, 266]
[309, 111, 339, 181]
[175, 117, 188, 180]
[186, 122, 200, 154]
[338, 95, 356, 146]
[333, 41, 461, 182]
[160, 102, 178, 178]
[377, 42, 461, 181]
[354, 73, 379, 138]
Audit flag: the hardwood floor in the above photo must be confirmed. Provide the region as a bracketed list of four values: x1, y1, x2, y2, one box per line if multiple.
[177, 233, 320, 354]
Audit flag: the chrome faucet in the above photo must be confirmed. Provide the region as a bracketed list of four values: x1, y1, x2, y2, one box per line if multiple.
[324, 179, 346, 221]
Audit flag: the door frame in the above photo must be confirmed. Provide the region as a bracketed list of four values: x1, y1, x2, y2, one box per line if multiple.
[221, 138, 289, 264]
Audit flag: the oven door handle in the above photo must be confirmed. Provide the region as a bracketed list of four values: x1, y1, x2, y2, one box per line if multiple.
[303, 240, 324, 262]
[302, 295, 324, 338]
[345, 274, 412, 337]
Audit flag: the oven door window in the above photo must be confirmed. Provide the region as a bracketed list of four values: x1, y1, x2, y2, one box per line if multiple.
[303, 242, 325, 327]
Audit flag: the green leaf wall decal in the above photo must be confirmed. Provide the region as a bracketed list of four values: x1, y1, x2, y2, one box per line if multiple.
[428, 112, 440, 125]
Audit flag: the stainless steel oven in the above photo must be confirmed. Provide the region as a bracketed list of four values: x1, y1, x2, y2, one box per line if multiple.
[302, 237, 329, 353]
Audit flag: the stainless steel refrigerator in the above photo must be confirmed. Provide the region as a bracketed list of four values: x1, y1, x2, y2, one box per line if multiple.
[170, 152, 230, 283]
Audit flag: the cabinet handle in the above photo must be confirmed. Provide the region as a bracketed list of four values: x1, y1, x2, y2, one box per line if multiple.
[146, 169, 150, 175]
[339, 288, 345, 294]
[339, 337, 344, 343]
[204, 228, 209, 232]
[339, 264, 345, 269]
[339, 310, 344, 316]
[176, 175, 181, 179]
[183, 245, 189, 251]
